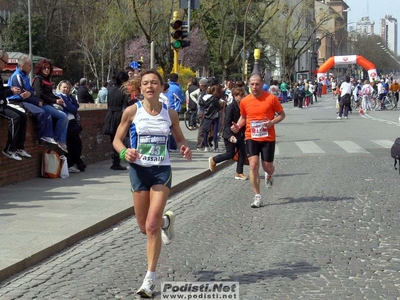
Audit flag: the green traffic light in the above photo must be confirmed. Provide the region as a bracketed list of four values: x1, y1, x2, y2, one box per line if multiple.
[172, 40, 182, 49]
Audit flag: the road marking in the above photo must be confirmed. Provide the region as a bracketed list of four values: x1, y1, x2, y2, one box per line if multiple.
[334, 141, 369, 153]
[295, 141, 325, 153]
[361, 113, 400, 126]
[275, 145, 280, 155]
[371, 140, 393, 148]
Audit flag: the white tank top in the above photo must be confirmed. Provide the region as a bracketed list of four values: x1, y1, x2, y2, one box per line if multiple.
[130, 101, 172, 167]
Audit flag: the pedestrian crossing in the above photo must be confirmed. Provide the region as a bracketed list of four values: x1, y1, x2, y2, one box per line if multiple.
[275, 139, 392, 156]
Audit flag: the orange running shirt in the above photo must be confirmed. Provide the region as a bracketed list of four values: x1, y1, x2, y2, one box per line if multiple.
[239, 91, 283, 142]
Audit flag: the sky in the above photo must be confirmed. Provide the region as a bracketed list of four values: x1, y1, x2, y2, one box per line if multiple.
[344, 0, 400, 35]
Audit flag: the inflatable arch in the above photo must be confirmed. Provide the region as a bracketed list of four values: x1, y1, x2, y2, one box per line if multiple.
[317, 55, 377, 84]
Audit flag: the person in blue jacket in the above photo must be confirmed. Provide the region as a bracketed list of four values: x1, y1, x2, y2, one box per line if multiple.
[56, 80, 86, 172]
[7, 56, 56, 146]
[165, 73, 185, 150]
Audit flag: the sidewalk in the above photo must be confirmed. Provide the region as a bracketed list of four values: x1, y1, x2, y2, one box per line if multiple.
[0, 123, 231, 282]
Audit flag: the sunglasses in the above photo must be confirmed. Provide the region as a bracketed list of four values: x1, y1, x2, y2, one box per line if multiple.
[0, 57, 8, 65]
[43, 66, 51, 70]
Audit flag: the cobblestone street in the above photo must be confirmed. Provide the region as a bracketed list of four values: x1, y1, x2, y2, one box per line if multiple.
[1, 154, 399, 299]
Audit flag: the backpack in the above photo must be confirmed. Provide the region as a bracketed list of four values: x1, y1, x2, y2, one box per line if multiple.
[390, 138, 400, 174]
[41, 149, 61, 178]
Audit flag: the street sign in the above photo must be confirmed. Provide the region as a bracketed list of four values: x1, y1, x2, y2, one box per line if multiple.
[180, 0, 200, 9]
[129, 61, 138, 69]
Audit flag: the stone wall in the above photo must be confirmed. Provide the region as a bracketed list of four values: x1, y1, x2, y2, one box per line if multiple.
[0, 104, 111, 187]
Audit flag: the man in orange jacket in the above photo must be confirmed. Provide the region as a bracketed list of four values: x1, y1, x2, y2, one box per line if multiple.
[389, 79, 400, 107]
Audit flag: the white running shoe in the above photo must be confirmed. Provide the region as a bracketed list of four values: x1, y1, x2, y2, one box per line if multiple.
[161, 211, 175, 245]
[68, 165, 81, 173]
[57, 142, 68, 153]
[265, 173, 273, 189]
[2, 150, 22, 161]
[40, 137, 58, 145]
[251, 195, 263, 208]
[136, 278, 155, 298]
[204, 147, 211, 152]
[16, 149, 32, 158]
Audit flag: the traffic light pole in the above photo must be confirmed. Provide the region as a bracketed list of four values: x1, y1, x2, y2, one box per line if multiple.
[173, 49, 179, 74]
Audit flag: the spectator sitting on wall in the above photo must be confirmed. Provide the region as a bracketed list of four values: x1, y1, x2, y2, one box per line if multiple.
[0, 50, 32, 161]
[7, 55, 57, 147]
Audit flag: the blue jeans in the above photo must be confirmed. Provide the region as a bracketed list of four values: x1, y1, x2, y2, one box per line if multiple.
[22, 102, 53, 140]
[41, 105, 68, 143]
[282, 91, 288, 102]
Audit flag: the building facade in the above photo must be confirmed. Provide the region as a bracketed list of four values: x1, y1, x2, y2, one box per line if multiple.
[355, 16, 375, 36]
[380, 15, 398, 55]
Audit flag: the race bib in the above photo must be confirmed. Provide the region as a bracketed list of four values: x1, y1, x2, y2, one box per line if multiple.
[250, 120, 269, 138]
[137, 135, 167, 165]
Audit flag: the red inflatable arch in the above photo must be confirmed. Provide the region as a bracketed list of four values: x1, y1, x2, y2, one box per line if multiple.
[317, 55, 377, 86]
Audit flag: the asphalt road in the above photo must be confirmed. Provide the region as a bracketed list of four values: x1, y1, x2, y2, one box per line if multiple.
[1, 95, 399, 299]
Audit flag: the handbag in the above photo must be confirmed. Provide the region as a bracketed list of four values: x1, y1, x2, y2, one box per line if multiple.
[233, 150, 249, 165]
[59, 155, 69, 178]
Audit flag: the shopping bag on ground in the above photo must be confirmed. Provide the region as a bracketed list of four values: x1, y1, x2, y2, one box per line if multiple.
[41, 150, 61, 178]
[59, 155, 69, 178]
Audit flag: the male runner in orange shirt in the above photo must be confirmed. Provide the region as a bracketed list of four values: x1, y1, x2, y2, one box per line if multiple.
[232, 73, 285, 208]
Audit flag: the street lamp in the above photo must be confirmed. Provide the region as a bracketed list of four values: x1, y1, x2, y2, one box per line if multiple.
[242, 0, 252, 81]
[28, 0, 33, 80]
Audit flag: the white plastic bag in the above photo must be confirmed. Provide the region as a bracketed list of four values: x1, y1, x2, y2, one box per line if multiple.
[59, 155, 69, 178]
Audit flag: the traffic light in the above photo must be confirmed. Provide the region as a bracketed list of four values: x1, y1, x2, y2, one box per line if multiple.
[170, 19, 190, 50]
[137, 61, 142, 72]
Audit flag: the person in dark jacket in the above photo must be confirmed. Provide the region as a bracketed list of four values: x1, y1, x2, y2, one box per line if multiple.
[102, 71, 129, 170]
[0, 50, 31, 160]
[208, 87, 247, 179]
[185, 78, 199, 129]
[77, 78, 94, 103]
[200, 85, 222, 152]
[32, 59, 69, 153]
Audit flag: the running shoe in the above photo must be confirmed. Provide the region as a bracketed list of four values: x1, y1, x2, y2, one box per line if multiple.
[2, 150, 22, 161]
[40, 137, 58, 145]
[57, 142, 68, 153]
[161, 211, 175, 245]
[209, 157, 216, 172]
[68, 165, 81, 173]
[136, 278, 155, 298]
[16, 149, 32, 158]
[251, 195, 263, 208]
[204, 147, 211, 152]
[265, 173, 273, 189]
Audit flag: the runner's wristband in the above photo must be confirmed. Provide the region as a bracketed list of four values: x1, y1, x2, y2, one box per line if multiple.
[119, 148, 127, 161]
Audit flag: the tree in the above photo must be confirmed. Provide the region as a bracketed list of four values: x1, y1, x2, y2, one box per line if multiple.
[74, 0, 132, 87]
[3, 12, 47, 55]
[194, 0, 279, 81]
[263, 0, 336, 82]
[351, 34, 398, 77]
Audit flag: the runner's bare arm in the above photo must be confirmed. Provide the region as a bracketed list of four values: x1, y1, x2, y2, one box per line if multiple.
[113, 105, 138, 162]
